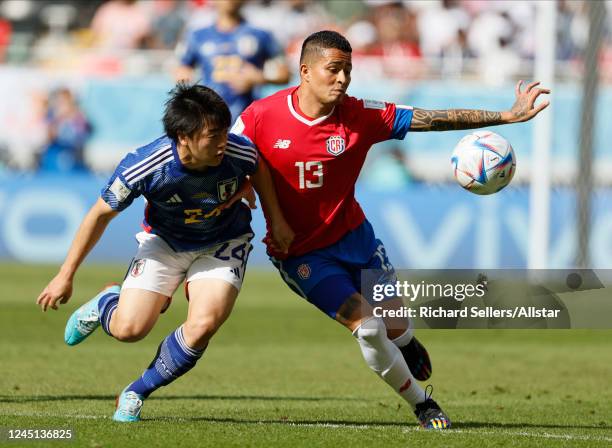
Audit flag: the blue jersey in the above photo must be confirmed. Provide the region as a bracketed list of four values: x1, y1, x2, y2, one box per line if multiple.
[179, 21, 283, 120]
[101, 133, 258, 252]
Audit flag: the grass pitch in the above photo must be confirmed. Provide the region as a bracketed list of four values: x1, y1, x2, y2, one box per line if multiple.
[1, 263, 611, 447]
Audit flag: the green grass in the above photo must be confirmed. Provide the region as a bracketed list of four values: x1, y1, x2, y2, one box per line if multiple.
[0, 263, 611, 447]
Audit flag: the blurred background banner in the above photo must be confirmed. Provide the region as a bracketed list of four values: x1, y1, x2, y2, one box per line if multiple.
[3, 175, 612, 269]
[2, 71, 612, 182]
[0, 0, 610, 269]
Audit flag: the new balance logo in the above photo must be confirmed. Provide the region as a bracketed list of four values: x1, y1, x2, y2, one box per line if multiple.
[273, 139, 291, 149]
[165, 194, 182, 204]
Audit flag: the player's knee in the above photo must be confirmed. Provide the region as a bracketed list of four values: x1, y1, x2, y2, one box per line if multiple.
[112, 321, 150, 342]
[353, 316, 387, 345]
[337, 294, 369, 330]
[352, 316, 396, 373]
[183, 317, 220, 346]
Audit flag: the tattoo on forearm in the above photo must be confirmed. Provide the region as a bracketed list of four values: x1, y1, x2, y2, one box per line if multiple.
[410, 108, 504, 132]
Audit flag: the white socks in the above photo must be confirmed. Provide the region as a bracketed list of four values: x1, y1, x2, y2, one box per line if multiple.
[353, 317, 424, 408]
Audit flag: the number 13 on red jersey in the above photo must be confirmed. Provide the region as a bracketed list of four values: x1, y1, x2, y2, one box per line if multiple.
[295, 161, 323, 189]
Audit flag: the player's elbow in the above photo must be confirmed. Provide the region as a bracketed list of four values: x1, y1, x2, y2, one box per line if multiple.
[91, 198, 118, 222]
[264, 59, 290, 85]
[276, 69, 290, 85]
[276, 66, 290, 84]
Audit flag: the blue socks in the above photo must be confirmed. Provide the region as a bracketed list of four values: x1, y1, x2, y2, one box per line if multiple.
[127, 326, 205, 398]
[96, 291, 205, 398]
[98, 292, 119, 336]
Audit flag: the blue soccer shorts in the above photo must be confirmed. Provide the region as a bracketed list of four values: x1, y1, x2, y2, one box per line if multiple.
[270, 219, 397, 319]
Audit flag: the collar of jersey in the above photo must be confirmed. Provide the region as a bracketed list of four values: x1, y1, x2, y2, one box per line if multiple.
[287, 89, 334, 126]
[213, 19, 247, 35]
[170, 139, 218, 177]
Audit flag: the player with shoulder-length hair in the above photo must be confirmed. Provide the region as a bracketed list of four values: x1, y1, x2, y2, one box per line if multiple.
[231, 30, 550, 429]
[36, 82, 293, 422]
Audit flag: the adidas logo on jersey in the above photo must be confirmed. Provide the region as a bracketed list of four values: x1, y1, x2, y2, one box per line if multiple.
[273, 139, 291, 149]
[165, 194, 182, 204]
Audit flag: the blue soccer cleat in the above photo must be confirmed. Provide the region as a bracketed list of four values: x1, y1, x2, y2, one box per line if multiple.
[64, 284, 120, 346]
[113, 389, 145, 422]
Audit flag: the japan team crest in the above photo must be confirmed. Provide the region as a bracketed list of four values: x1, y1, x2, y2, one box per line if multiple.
[130, 259, 146, 277]
[326, 136, 345, 156]
[218, 177, 238, 202]
[297, 263, 311, 280]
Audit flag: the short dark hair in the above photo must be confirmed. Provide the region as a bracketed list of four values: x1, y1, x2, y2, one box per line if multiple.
[299, 30, 352, 64]
[162, 82, 231, 141]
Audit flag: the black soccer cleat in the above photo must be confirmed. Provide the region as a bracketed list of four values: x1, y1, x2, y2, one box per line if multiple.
[414, 398, 451, 430]
[399, 337, 432, 381]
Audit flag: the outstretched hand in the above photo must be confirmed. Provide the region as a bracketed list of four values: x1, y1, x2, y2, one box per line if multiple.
[506, 80, 551, 123]
[36, 274, 73, 312]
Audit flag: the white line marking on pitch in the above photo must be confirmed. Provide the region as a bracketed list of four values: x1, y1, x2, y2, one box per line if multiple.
[2, 412, 610, 443]
[401, 427, 612, 443]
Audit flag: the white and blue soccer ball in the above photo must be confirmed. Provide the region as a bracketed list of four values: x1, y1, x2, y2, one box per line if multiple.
[451, 130, 516, 195]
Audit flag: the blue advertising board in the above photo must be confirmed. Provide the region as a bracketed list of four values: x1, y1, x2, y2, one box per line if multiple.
[1, 174, 610, 269]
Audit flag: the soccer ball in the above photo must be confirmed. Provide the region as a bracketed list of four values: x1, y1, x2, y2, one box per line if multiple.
[451, 130, 516, 195]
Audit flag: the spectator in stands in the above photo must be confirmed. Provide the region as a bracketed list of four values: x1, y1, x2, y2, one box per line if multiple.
[0, 15, 11, 62]
[413, 0, 469, 58]
[243, 0, 330, 51]
[440, 28, 476, 79]
[90, 0, 153, 49]
[38, 88, 91, 173]
[149, 0, 186, 50]
[175, 0, 290, 121]
[369, 2, 423, 79]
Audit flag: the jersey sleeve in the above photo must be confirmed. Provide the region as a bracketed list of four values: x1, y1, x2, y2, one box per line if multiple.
[178, 30, 199, 67]
[390, 105, 414, 140]
[225, 133, 259, 176]
[260, 30, 284, 60]
[100, 153, 146, 211]
[357, 98, 414, 144]
[231, 105, 256, 143]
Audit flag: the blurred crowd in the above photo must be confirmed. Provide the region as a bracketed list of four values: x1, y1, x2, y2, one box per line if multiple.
[0, 0, 609, 175]
[0, 0, 609, 81]
[0, 85, 91, 173]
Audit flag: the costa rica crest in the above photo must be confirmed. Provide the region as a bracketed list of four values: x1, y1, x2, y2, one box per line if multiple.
[297, 263, 311, 280]
[326, 136, 345, 156]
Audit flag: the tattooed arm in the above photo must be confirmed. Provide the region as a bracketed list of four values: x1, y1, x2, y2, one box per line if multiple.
[410, 80, 551, 132]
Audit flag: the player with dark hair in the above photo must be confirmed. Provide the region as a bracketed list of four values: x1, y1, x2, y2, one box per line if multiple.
[36, 82, 293, 422]
[231, 30, 549, 430]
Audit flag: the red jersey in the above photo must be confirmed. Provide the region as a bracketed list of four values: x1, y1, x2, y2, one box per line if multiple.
[234, 86, 413, 258]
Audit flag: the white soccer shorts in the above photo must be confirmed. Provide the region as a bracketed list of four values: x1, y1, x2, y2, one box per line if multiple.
[121, 231, 254, 298]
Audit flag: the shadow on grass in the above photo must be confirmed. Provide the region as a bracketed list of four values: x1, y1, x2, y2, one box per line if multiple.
[143, 417, 612, 430]
[147, 416, 610, 431]
[148, 415, 406, 427]
[0, 394, 359, 404]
